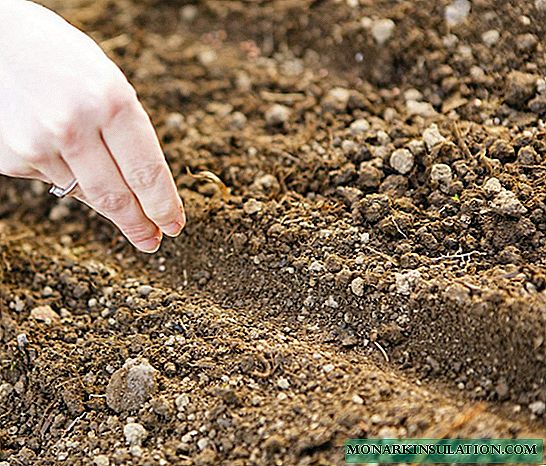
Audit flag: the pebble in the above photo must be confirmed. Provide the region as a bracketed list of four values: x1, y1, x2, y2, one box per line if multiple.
[17, 333, 28, 350]
[491, 190, 527, 217]
[404, 88, 423, 101]
[42, 286, 54, 297]
[389, 149, 414, 175]
[529, 400, 545, 415]
[349, 118, 370, 135]
[277, 378, 290, 389]
[88, 298, 98, 308]
[322, 87, 351, 113]
[483, 177, 502, 196]
[322, 364, 335, 373]
[445, 0, 471, 26]
[124, 422, 148, 446]
[93, 455, 110, 466]
[30, 305, 60, 325]
[371, 19, 395, 45]
[505, 71, 537, 107]
[164, 112, 184, 130]
[175, 394, 190, 411]
[106, 358, 157, 413]
[265, 104, 291, 125]
[243, 199, 263, 215]
[351, 394, 364, 405]
[227, 111, 247, 130]
[430, 164, 453, 185]
[197, 438, 210, 451]
[422, 124, 446, 150]
[138, 285, 153, 297]
[481, 29, 500, 47]
[406, 100, 436, 117]
[350, 277, 366, 297]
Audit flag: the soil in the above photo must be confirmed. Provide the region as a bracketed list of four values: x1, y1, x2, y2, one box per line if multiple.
[1, 0, 546, 465]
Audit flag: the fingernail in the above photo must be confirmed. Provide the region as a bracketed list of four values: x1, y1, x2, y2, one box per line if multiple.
[137, 236, 161, 253]
[162, 221, 184, 237]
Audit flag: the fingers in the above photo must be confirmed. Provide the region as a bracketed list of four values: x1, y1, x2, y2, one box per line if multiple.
[58, 134, 163, 253]
[101, 98, 185, 237]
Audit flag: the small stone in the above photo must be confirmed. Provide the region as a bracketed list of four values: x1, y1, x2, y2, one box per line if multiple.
[445, 0, 471, 26]
[243, 199, 263, 215]
[529, 400, 545, 415]
[491, 190, 527, 217]
[164, 112, 184, 130]
[406, 100, 436, 117]
[389, 149, 414, 175]
[371, 19, 395, 45]
[197, 49, 217, 66]
[277, 378, 290, 389]
[88, 298, 98, 308]
[180, 4, 198, 22]
[351, 394, 364, 405]
[349, 118, 370, 135]
[106, 358, 157, 413]
[227, 111, 247, 130]
[505, 71, 537, 107]
[430, 164, 453, 185]
[350, 277, 366, 297]
[481, 29, 500, 47]
[535, 0, 546, 11]
[322, 364, 335, 373]
[30, 305, 60, 325]
[138, 285, 153, 297]
[124, 422, 148, 446]
[93, 455, 110, 466]
[17, 333, 28, 350]
[322, 87, 351, 113]
[197, 438, 209, 451]
[483, 177, 502, 196]
[404, 88, 423, 101]
[175, 394, 190, 411]
[422, 124, 446, 150]
[265, 104, 291, 125]
[42, 286, 54, 297]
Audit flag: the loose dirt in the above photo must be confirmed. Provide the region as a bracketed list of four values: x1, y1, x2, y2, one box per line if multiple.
[1, 0, 545, 465]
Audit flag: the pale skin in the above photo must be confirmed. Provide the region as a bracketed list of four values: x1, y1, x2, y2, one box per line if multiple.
[0, 0, 186, 253]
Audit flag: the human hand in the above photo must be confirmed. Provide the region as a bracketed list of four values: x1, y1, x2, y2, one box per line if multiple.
[0, 0, 185, 253]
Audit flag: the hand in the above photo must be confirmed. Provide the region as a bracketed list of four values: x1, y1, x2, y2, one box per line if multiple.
[0, 1, 185, 253]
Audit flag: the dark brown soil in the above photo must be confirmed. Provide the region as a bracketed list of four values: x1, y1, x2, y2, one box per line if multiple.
[1, 0, 546, 465]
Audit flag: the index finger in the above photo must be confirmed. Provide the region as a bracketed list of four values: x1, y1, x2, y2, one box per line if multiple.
[101, 95, 185, 237]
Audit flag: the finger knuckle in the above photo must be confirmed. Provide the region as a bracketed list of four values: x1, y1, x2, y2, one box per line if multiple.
[125, 162, 164, 190]
[89, 191, 133, 213]
[106, 82, 139, 120]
